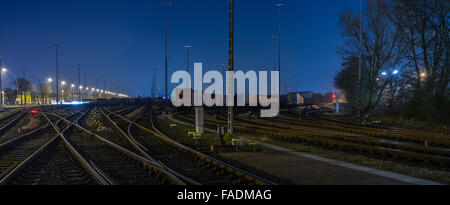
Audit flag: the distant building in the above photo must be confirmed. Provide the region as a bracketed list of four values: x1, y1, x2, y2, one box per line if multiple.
[287, 92, 304, 105]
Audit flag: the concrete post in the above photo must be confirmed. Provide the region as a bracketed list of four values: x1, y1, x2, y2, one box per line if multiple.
[195, 107, 204, 134]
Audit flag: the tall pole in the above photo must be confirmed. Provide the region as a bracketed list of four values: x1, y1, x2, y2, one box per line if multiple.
[275, 3, 283, 95]
[78, 64, 81, 102]
[84, 71, 87, 101]
[184, 45, 191, 72]
[95, 78, 98, 99]
[54, 44, 60, 104]
[161, 2, 172, 100]
[0, 56, 3, 108]
[357, 0, 362, 121]
[227, 0, 234, 133]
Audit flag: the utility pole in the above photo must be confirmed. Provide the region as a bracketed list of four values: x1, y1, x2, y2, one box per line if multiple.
[184, 45, 191, 95]
[95, 78, 98, 99]
[23, 70, 26, 105]
[357, 0, 362, 121]
[275, 3, 283, 96]
[272, 36, 278, 72]
[78, 64, 81, 102]
[0, 55, 3, 108]
[161, 2, 172, 101]
[54, 44, 60, 104]
[151, 69, 156, 98]
[227, 0, 234, 133]
[184, 45, 191, 73]
[84, 71, 87, 101]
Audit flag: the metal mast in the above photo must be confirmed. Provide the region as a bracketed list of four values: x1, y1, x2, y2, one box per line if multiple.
[161, 2, 172, 100]
[151, 69, 156, 98]
[54, 44, 60, 104]
[357, 0, 362, 121]
[227, 0, 234, 133]
[275, 3, 283, 95]
[0, 56, 3, 108]
[78, 64, 81, 101]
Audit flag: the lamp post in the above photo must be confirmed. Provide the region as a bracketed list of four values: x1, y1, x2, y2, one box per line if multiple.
[0, 56, 3, 108]
[184, 45, 192, 73]
[47, 78, 53, 104]
[274, 3, 283, 96]
[78, 64, 81, 102]
[1, 68, 19, 106]
[184, 45, 192, 92]
[71, 84, 75, 101]
[54, 44, 60, 104]
[161, 1, 172, 100]
[61, 81, 66, 102]
[357, 0, 363, 121]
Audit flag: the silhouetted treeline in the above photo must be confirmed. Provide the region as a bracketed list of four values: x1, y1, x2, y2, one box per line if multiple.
[335, 0, 449, 124]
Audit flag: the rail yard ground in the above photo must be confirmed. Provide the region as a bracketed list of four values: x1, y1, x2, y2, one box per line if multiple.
[0, 102, 448, 186]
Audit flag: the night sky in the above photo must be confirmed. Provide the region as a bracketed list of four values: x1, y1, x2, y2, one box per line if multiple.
[0, 0, 360, 97]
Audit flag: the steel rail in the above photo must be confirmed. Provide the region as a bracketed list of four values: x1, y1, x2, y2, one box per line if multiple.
[104, 108, 201, 185]
[49, 110, 186, 185]
[0, 111, 26, 134]
[0, 108, 106, 184]
[106, 107, 277, 185]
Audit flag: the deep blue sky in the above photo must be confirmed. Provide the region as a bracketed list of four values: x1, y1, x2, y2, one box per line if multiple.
[0, 0, 359, 97]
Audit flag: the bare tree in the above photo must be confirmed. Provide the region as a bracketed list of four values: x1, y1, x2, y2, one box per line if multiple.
[338, 0, 402, 118]
[40, 83, 52, 104]
[393, 0, 449, 97]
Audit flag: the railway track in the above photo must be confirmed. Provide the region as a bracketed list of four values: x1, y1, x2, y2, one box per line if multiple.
[103, 107, 277, 185]
[0, 107, 76, 183]
[57, 107, 186, 185]
[0, 111, 27, 135]
[0, 107, 106, 184]
[83, 108, 140, 153]
[5, 138, 98, 185]
[278, 113, 450, 147]
[3, 105, 183, 185]
[173, 112, 450, 169]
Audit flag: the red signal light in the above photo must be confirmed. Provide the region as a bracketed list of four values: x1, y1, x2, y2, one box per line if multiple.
[332, 94, 337, 99]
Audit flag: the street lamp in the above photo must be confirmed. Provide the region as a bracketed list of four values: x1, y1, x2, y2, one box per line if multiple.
[71, 84, 75, 101]
[420, 72, 426, 79]
[392, 70, 399, 75]
[1, 68, 19, 105]
[54, 44, 60, 104]
[381, 71, 387, 76]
